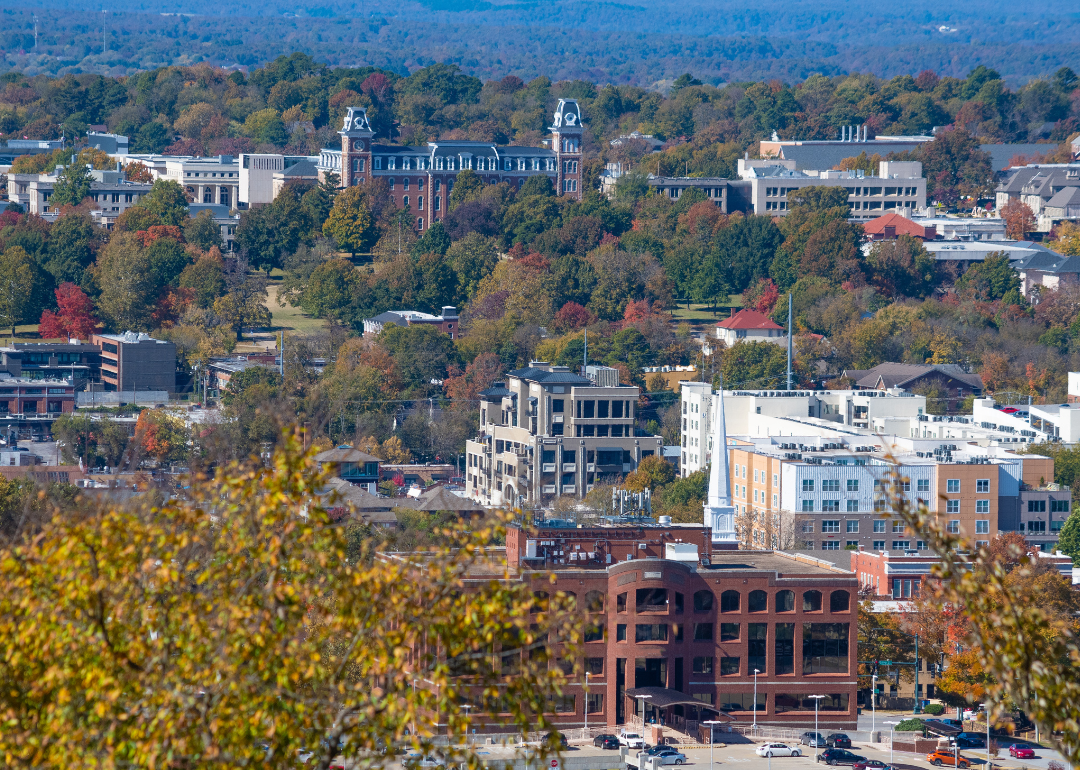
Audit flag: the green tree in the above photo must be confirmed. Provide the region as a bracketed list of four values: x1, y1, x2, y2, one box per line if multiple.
[146, 235, 191, 292]
[448, 232, 499, 303]
[94, 233, 156, 331]
[614, 170, 651, 206]
[184, 209, 222, 251]
[411, 219, 452, 257]
[178, 253, 227, 309]
[378, 323, 458, 390]
[719, 340, 790, 389]
[50, 159, 93, 207]
[955, 252, 1019, 301]
[1057, 506, 1080, 562]
[243, 107, 288, 145]
[519, 174, 556, 198]
[447, 168, 484, 211]
[712, 214, 785, 294]
[301, 259, 363, 322]
[322, 186, 378, 256]
[137, 180, 190, 226]
[0, 247, 51, 338]
[45, 212, 97, 286]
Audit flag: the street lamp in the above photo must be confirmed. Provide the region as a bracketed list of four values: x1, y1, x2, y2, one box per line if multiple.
[753, 669, 760, 733]
[979, 703, 991, 770]
[463, 704, 473, 743]
[635, 694, 652, 729]
[884, 721, 900, 767]
[702, 719, 722, 770]
[585, 671, 591, 734]
[809, 696, 826, 762]
[870, 674, 877, 738]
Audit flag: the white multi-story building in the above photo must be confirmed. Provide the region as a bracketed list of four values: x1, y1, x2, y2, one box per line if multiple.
[161, 155, 240, 208]
[238, 153, 319, 207]
[7, 166, 152, 225]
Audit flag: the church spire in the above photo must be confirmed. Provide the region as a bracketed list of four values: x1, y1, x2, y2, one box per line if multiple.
[705, 384, 739, 549]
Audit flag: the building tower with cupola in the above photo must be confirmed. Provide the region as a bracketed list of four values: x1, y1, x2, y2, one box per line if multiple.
[339, 107, 374, 187]
[705, 386, 740, 549]
[551, 98, 583, 201]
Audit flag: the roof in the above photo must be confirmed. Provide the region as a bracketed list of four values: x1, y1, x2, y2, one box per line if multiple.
[717, 309, 783, 331]
[849, 362, 982, 390]
[925, 240, 1060, 263]
[778, 141, 925, 171]
[625, 687, 738, 713]
[315, 445, 382, 464]
[980, 143, 1060, 172]
[367, 311, 408, 326]
[478, 384, 512, 398]
[280, 159, 319, 178]
[506, 366, 592, 385]
[1046, 186, 1080, 208]
[863, 212, 928, 238]
[319, 477, 397, 524]
[401, 485, 486, 512]
[1011, 249, 1080, 274]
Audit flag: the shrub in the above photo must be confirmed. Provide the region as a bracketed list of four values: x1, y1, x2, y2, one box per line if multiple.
[895, 718, 925, 732]
[924, 703, 945, 716]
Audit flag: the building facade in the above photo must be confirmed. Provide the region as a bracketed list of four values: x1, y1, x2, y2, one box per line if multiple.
[8, 166, 153, 222]
[362, 306, 460, 339]
[161, 155, 240, 208]
[715, 309, 786, 347]
[322, 101, 584, 232]
[92, 332, 177, 394]
[465, 363, 662, 507]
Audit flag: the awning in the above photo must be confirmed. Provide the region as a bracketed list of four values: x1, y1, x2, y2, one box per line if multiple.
[624, 687, 737, 717]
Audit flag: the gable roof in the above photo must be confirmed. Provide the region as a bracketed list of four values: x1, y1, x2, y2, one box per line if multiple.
[717, 309, 784, 331]
[506, 366, 592, 384]
[862, 212, 928, 238]
[848, 362, 982, 391]
[315, 445, 382, 464]
[1047, 186, 1080, 207]
[402, 485, 486, 512]
[280, 159, 319, 178]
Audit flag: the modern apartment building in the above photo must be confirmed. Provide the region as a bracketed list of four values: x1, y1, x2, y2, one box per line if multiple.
[464, 363, 662, 507]
[91, 332, 177, 394]
[387, 522, 859, 731]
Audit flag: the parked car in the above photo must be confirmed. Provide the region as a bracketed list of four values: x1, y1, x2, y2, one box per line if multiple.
[542, 733, 569, 750]
[801, 732, 827, 747]
[949, 733, 985, 749]
[595, 735, 620, 750]
[1008, 745, 1036, 759]
[926, 750, 970, 768]
[816, 749, 866, 766]
[826, 734, 852, 748]
[852, 760, 893, 770]
[619, 731, 645, 749]
[644, 746, 681, 756]
[756, 744, 802, 758]
[404, 754, 446, 770]
[653, 751, 688, 765]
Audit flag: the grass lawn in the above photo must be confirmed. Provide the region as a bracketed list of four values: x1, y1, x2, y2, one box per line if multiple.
[265, 283, 328, 335]
[671, 303, 737, 322]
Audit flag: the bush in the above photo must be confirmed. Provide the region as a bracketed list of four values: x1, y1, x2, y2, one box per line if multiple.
[895, 718, 925, 732]
[923, 703, 945, 716]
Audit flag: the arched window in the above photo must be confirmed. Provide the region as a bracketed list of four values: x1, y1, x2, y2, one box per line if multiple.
[748, 590, 768, 613]
[389, 177, 396, 190]
[418, 178, 425, 190]
[720, 590, 741, 613]
[403, 178, 410, 191]
[693, 590, 713, 612]
[531, 590, 548, 614]
[776, 590, 795, 613]
[585, 590, 605, 613]
[803, 590, 822, 612]
[830, 590, 850, 613]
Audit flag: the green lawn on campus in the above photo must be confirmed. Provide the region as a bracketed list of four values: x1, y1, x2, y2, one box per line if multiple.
[265, 283, 328, 335]
[670, 296, 743, 322]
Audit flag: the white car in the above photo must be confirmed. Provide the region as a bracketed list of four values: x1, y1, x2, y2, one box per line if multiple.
[756, 743, 802, 758]
[619, 731, 646, 749]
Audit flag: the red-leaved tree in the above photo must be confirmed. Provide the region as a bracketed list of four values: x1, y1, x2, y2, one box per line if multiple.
[38, 283, 99, 340]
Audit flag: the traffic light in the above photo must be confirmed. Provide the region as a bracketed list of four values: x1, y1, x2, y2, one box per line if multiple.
[872, 661, 879, 676]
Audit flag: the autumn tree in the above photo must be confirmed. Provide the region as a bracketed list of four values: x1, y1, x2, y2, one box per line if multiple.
[0, 246, 51, 338]
[38, 282, 98, 340]
[0, 438, 582, 770]
[94, 232, 157, 331]
[322, 186, 378, 256]
[624, 455, 676, 492]
[1001, 199, 1036, 239]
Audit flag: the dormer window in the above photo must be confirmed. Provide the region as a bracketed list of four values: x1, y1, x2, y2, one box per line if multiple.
[374, 157, 382, 170]
[388, 157, 396, 170]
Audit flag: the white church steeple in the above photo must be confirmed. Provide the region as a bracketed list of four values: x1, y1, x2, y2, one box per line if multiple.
[705, 386, 739, 549]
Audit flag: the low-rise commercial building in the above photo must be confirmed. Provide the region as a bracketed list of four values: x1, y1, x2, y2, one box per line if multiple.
[362, 306, 460, 339]
[0, 342, 101, 389]
[91, 332, 176, 394]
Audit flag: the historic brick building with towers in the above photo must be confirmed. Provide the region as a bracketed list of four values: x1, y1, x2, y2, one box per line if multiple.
[316, 100, 584, 231]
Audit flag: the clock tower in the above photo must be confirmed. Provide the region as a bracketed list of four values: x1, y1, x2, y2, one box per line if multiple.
[551, 98, 583, 201]
[340, 107, 374, 187]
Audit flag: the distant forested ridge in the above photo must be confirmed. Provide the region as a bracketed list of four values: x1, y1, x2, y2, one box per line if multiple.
[0, 0, 1078, 85]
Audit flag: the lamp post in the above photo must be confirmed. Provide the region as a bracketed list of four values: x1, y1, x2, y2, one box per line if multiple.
[411, 679, 419, 737]
[703, 719, 722, 770]
[871, 674, 877, 737]
[463, 704, 473, 744]
[753, 669, 760, 734]
[635, 694, 652, 730]
[809, 696, 825, 762]
[884, 721, 899, 767]
[585, 671, 591, 735]
[979, 702, 991, 770]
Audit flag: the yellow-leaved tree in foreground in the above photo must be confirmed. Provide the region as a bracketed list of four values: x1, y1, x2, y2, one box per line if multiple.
[0, 434, 582, 769]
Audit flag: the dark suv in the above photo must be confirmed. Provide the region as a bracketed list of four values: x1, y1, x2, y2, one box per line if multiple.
[950, 734, 985, 749]
[817, 749, 867, 766]
[827, 734, 852, 748]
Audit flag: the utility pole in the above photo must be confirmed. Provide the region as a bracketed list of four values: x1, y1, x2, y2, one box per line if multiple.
[786, 293, 793, 390]
[102, 10, 106, 55]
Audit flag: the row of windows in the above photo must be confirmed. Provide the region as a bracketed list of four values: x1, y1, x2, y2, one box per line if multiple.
[388, 178, 424, 191]
[1028, 499, 1071, 512]
[373, 155, 556, 172]
[614, 588, 850, 615]
[184, 171, 236, 178]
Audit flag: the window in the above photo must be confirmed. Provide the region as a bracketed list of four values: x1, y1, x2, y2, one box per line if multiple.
[617, 593, 627, 613]
[636, 588, 667, 612]
[822, 500, 840, 512]
[947, 521, 960, 534]
[748, 590, 767, 613]
[402, 195, 409, 208]
[720, 657, 740, 676]
[585, 657, 604, 675]
[692, 656, 713, 674]
[802, 479, 814, 492]
[747, 623, 767, 673]
[635, 624, 668, 642]
[584, 623, 604, 642]
[1028, 500, 1047, 513]
[846, 541, 859, 548]
[389, 177, 395, 189]
[434, 195, 441, 211]
[822, 479, 840, 492]
[694, 623, 714, 641]
[830, 591, 850, 612]
[822, 520, 840, 533]
[977, 479, 990, 493]
[847, 500, 858, 512]
[1051, 499, 1070, 512]
[1028, 520, 1047, 532]
[775, 693, 848, 713]
[947, 479, 960, 493]
[846, 479, 859, 492]
[802, 590, 822, 612]
[945, 500, 960, 514]
[693, 590, 713, 612]
[918, 479, 930, 493]
[720, 590, 740, 613]
[873, 520, 886, 533]
[873, 540, 885, 550]
[773, 474, 779, 486]
[976, 520, 989, 534]
[846, 520, 859, 533]
[976, 500, 989, 514]
[802, 623, 849, 674]
[586, 693, 603, 714]
[720, 623, 739, 641]
[821, 541, 840, 550]
[802, 500, 814, 512]
[616, 624, 626, 642]
[892, 541, 910, 550]
[585, 590, 604, 612]
[774, 623, 795, 675]
[801, 521, 814, 533]
[776, 590, 795, 613]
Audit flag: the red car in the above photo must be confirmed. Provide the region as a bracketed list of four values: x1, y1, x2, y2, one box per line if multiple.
[853, 761, 893, 770]
[1008, 745, 1036, 759]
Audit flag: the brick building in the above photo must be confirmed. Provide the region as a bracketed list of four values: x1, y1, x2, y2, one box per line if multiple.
[386, 524, 858, 732]
[320, 100, 583, 232]
[362, 306, 460, 339]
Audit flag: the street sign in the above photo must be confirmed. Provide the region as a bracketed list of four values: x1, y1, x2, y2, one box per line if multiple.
[550, 760, 560, 770]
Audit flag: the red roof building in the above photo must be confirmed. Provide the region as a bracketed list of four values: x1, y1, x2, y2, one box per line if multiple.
[716, 309, 786, 346]
[862, 212, 936, 241]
